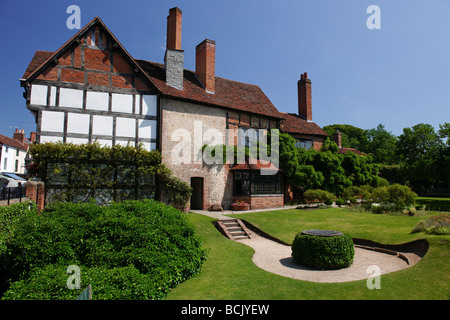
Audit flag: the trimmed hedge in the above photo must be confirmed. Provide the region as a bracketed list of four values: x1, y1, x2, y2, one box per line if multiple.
[291, 233, 354, 270]
[27, 142, 192, 209]
[0, 200, 206, 300]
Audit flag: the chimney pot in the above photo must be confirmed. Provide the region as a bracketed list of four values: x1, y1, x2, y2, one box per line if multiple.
[13, 128, 25, 144]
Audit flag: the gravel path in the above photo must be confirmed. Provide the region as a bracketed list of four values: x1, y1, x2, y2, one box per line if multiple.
[189, 209, 423, 283]
[237, 234, 421, 283]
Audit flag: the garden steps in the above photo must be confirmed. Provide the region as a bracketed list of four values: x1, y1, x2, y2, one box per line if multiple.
[215, 219, 252, 240]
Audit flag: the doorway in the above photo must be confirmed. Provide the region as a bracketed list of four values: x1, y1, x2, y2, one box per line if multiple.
[190, 177, 204, 210]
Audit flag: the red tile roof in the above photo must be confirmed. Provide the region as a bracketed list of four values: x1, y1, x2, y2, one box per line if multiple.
[136, 60, 283, 119]
[0, 135, 28, 151]
[279, 112, 328, 137]
[22, 50, 54, 79]
[21, 17, 327, 137]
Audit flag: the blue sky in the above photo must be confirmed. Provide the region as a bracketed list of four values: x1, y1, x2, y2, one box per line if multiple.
[0, 0, 449, 139]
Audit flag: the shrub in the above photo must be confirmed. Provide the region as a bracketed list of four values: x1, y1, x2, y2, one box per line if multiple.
[0, 201, 38, 295]
[2, 264, 172, 300]
[303, 189, 336, 205]
[370, 202, 397, 214]
[378, 177, 390, 187]
[0, 200, 206, 300]
[368, 184, 417, 212]
[341, 185, 373, 202]
[412, 214, 450, 235]
[291, 233, 354, 270]
[336, 198, 346, 207]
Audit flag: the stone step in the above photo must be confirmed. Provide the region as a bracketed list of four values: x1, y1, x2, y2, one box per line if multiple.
[216, 219, 251, 240]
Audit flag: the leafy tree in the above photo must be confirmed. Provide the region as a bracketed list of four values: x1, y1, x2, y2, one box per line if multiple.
[396, 123, 447, 188]
[360, 124, 398, 164]
[322, 124, 368, 149]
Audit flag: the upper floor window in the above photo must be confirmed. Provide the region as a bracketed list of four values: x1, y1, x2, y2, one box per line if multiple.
[238, 127, 261, 148]
[5, 147, 8, 153]
[295, 139, 313, 150]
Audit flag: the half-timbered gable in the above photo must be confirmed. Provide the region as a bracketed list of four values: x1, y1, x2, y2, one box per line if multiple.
[20, 17, 159, 151]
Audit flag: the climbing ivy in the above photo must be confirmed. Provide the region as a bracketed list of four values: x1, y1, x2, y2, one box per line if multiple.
[28, 142, 191, 208]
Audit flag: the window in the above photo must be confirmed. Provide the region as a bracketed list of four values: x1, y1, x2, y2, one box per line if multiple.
[233, 171, 250, 196]
[233, 171, 283, 196]
[15, 160, 18, 172]
[5, 147, 8, 153]
[238, 127, 259, 148]
[295, 139, 313, 150]
[251, 172, 283, 195]
[3, 158, 7, 170]
[16, 149, 19, 156]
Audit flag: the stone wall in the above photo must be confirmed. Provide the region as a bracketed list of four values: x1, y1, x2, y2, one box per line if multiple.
[161, 98, 231, 210]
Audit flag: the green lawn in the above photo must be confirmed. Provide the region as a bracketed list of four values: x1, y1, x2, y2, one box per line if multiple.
[167, 208, 449, 300]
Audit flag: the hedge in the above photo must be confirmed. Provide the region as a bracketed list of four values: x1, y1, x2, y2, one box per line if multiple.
[27, 142, 192, 209]
[291, 233, 354, 270]
[0, 200, 206, 300]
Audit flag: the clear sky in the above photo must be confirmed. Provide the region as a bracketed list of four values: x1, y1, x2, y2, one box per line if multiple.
[0, 0, 449, 139]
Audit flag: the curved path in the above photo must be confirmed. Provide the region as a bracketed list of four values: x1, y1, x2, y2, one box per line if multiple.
[190, 209, 424, 283]
[236, 234, 422, 283]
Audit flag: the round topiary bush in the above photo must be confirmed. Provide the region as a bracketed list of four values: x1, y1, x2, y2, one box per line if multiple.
[291, 230, 354, 270]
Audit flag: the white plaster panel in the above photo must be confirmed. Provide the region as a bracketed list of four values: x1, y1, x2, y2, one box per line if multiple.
[67, 113, 90, 134]
[30, 85, 47, 105]
[135, 95, 140, 114]
[66, 137, 89, 145]
[112, 93, 133, 114]
[116, 117, 136, 138]
[41, 111, 64, 132]
[86, 91, 109, 111]
[59, 88, 83, 109]
[92, 115, 113, 136]
[49, 86, 57, 106]
[138, 119, 156, 140]
[40, 135, 62, 143]
[142, 95, 157, 116]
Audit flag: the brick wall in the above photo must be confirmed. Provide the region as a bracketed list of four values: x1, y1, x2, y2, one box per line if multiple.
[160, 98, 229, 210]
[36, 25, 152, 92]
[232, 194, 284, 210]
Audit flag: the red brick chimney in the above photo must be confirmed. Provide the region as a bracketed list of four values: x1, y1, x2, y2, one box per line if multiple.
[166, 7, 182, 50]
[298, 72, 312, 121]
[332, 129, 342, 148]
[13, 129, 25, 144]
[29, 132, 37, 143]
[196, 39, 216, 93]
[165, 7, 184, 90]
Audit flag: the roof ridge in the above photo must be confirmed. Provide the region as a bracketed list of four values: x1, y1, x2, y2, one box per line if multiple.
[135, 58, 262, 88]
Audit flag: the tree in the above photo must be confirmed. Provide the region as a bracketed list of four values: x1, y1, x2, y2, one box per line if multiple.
[396, 123, 446, 188]
[360, 124, 398, 164]
[322, 124, 368, 149]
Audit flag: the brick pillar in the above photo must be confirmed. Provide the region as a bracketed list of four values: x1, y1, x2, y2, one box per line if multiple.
[24, 181, 45, 213]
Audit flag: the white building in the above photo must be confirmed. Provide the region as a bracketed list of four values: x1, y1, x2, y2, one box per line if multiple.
[0, 129, 30, 175]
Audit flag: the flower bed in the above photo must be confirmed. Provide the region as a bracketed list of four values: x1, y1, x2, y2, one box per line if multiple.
[231, 200, 250, 211]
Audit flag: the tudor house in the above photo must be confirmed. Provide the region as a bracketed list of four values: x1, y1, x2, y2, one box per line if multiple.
[21, 7, 327, 210]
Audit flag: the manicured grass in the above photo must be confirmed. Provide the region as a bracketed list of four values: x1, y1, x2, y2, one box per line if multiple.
[167, 208, 449, 300]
